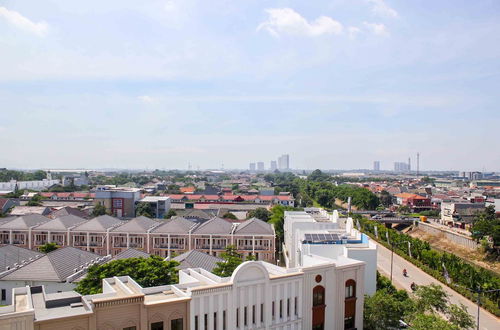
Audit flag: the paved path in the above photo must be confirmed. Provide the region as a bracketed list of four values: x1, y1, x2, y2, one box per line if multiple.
[376, 241, 499, 330]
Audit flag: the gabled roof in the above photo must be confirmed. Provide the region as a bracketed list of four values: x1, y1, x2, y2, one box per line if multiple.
[151, 217, 198, 234]
[111, 216, 159, 233]
[0, 214, 50, 230]
[111, 248, 151, 260]
[0, 247, 101, 282]
[173, 250, 222, 272]
[71, 215, 122, 232]
[49, 206, 89, 219]
[34, 215, 87, 231]
[234, 218, 274, 235]
[178, 209, 215, 221]
[0, 245, 44, 272]
[192, 217, 233, 235]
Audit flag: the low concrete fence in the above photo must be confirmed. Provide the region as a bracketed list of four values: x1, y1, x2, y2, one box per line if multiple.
[417, 221, 479, 250]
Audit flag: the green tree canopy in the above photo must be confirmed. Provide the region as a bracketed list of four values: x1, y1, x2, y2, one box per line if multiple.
[91, 203, 107, 217]
[164, 209, 177, 219]
[470, 205, 499, 255]
[135, 202, 153, 218]
[75, 256, 179, 295]
[39, 242, 59, 253]
[212, 245, 244, 277]
[247, 207, 271, 221]
[222, 212, 237, 220]
[26, 194, 43, 206]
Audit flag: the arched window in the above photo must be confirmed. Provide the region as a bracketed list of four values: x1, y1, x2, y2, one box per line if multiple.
[312, 285, 325, 330]
[312, 285, 325, 306]
[345, 279, 356, 298]
[344, 279, 356, 330]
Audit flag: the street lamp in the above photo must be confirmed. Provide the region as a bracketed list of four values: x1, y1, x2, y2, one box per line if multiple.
[389, 241, 411, 282]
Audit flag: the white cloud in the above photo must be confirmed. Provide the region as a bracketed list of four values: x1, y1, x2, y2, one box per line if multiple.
[257, 8, 343, 37]
[367, 0, 398, 18]
[0, 7, 48, 36]
[138, 95, 157, 104]
[363, 22, 388, 36]
[347, 26, 361, 38]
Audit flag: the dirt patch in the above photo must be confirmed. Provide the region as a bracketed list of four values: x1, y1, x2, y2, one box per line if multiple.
[408, 227, 500, 275]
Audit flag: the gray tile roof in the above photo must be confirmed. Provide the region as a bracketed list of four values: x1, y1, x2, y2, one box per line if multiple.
[0, 214, 50, 230]
[177, 209, 215, 221]
[151, 217, 198, 234]
[1, 247, 101, 282]
[0, 245, 45, 272]
[234, 217, 274, 235]
[49, 207, 89, 219]
[71, 215, 123, 232]
[111, 248, 151, 260]
[34, 215, 87, 231]
[111, 216, 159, 233]
[173, 250, 222, 272]
[192, 217, 234, 235]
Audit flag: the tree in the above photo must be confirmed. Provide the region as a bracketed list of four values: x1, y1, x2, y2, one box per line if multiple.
[397, 205, 411, 214]
[247, 208, 271, 221]
[91, 203, 107, 217]
[135, 202, 153, 218]
[414, 283, 449, 314]
[364, 289, 413, 330]
[447, 303, 475, 329]
[26, 194, 43, 206]
[379, 190, 392, 207]
[164, 209, 177, 219]
[212, 245, 244, 277]
[75, 256, 179, 295]
[222, 212, 237, 220]
[307, 169, 330, 182]
[410, 314, 460, 330]
[470, 205, 499, 255]
[39, 242, 59, 253]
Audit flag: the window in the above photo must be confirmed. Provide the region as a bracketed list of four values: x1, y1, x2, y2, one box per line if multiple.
[313, 286, 325, 306]
[345, 280, 356, 299]
[236, 308, 239, 327]
[279, 299, 283, 318]
[214, 312, 217, 330]
[244, 306, 247, 326]
[171, 319, 183, 330]
[195, 316, 198, 330]
[260, 303, 264, 323]
[123, 327, 136, 330]
[287, 298, 290, 317]
[294, 297, 298, 316]
[151, 322, 163, 330]
[223, 310, 226, 330]
[272, 301, 275, 320]
[252, 305, 256, 324]
[204, 314, 208, 330]
[1, 289, 6, 301]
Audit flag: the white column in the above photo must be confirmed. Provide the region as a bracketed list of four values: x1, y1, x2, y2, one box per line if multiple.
[9, 230, 12, 244]
[126, 233, 130, 249]
[209, 234, 213, 255]
[167, 234, 171, 258]
[106, 231, 110, 255]
[28, 228, 32, 249]
[47, 231, 51, 243]
[146, 232, 150, 253]
[86, 232, 90, 251]
[252, 236, 255, 256]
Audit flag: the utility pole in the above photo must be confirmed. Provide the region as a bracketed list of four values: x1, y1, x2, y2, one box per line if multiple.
[466, 287, 500, 330]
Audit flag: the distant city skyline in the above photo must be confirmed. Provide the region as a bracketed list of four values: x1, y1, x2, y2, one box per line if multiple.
[1, 1, 499, 171]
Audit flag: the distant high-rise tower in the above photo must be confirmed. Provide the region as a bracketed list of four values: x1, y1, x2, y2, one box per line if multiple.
[278, 154, 290, 170]
[417, 152, 420, 177]
[249, 163, 256, 171]
[373, 161, 380, 172]
[257, 162, 265, 171]
[270, 160, 277, 171]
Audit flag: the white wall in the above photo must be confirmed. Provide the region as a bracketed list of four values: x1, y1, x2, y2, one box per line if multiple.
[0, 280, 76, 305]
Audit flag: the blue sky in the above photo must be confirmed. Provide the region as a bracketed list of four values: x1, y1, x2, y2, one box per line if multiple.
[0, 0, 499, 171]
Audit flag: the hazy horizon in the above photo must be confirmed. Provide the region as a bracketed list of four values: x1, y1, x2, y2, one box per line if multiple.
[1, 1, 499, 171]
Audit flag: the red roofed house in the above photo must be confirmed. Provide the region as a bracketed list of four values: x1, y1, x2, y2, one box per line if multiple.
[394, 193, 431, 211]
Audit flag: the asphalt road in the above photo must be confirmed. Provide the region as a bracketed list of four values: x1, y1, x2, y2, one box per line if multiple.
[376, 241, 499, 330]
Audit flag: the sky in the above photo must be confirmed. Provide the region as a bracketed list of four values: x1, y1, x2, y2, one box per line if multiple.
[0, 0, 499, 171]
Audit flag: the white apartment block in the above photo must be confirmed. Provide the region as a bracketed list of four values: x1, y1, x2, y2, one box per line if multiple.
[283, 208, 377, 295]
